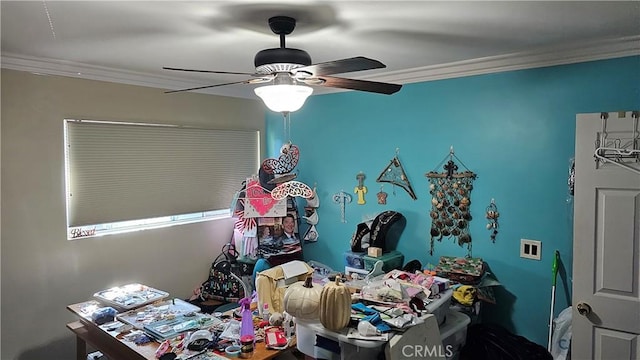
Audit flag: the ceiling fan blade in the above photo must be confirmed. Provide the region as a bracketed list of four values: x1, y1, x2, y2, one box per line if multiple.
[314, 76, 402, 95]
[294, 56, 386, 76]
[163, 67, 258, 76]
[164, 80, 252, 94]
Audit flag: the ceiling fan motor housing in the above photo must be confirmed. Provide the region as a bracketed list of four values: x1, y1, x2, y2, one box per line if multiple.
[254, 48, 312, 74]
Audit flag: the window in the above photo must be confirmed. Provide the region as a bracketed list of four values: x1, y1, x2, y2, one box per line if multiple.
[64, 119, 259, 239]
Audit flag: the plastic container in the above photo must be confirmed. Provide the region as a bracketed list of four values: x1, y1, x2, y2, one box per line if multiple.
[344, 251, 366, 269]
[308, 260, 339, 283]
[438, 311, 471, 360]
[363, 250, 404, 272]
[295, 319, 382, 360]
[296, 289, 458, 359]
[429, 289, 453, 325]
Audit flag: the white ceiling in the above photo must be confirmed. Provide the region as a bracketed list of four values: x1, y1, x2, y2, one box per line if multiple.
[2, 1, 639, 99]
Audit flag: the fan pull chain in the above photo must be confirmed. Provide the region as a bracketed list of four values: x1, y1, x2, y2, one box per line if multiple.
[282, 112, 292, 142]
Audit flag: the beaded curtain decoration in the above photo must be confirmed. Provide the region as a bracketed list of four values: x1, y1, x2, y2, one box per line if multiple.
[426, 147, 477, 256]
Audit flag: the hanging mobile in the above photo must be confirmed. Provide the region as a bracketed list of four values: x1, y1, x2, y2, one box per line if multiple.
[354, 171, 367, 205]
[485, 198, 499, 242]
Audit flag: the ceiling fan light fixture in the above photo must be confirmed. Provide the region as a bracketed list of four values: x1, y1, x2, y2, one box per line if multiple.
[254, 83, 313, 113]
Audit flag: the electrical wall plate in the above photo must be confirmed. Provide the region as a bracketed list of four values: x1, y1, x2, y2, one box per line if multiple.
[520, 239, 541, 260]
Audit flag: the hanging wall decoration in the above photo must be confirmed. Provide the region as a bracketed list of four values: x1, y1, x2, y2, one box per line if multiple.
[426, 147, 477, 256]
[262, 142, 300, 175]
[376, 149, 417, 200]
[303, 225, 319, 242]
[485, 199, 499, 243]
[302, 185, 320, 242]
[332, 190, 352, 223]
[271, 180, 313, 200]
[354, 171, 367, 205]
[377, 185, 388, 205]
[243, 177, 287, 218]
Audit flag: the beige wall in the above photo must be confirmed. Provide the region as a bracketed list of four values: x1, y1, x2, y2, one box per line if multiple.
[0, 69, 266, 360]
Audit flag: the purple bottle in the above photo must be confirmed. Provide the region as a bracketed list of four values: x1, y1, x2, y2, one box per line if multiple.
[238, 297, 254, 338]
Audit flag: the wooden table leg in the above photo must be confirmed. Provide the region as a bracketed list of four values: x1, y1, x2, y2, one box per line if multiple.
[75, 334, 87, 360]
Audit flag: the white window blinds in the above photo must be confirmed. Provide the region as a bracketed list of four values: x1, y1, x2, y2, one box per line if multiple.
[65, 120, 259, 227]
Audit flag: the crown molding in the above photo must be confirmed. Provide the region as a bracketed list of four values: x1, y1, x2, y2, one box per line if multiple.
[369, 36, 640, 84]
[2, 36, 638, 97]
[0, 53, 225, 95]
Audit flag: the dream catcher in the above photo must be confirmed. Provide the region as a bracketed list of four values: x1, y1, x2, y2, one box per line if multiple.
[376, 149, 417, 200]
[426, 147, 477, 256]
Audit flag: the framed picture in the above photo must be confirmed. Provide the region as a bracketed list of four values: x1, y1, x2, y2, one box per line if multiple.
[257, 213, 301, 258]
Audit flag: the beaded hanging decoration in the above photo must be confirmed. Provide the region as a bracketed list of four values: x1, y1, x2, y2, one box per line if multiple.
[426, 147, 477, 256]
[485, 199, 500, 243]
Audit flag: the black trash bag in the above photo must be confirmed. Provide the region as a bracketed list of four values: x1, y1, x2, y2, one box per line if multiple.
[460, 323, 552, 360]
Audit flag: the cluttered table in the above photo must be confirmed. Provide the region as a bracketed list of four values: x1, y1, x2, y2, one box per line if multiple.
[66, 284, 296, 360]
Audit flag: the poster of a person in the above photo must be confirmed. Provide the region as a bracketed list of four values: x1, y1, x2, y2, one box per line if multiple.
[277, 214, 299, 245]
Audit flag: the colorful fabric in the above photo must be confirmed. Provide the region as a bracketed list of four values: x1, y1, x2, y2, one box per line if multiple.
[453, 285, 476, 306]
[434, 256, 485, 284]
[435, 256, 484, 276]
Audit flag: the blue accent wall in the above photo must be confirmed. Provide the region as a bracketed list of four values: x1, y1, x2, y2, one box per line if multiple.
[265, 56, 640, 346]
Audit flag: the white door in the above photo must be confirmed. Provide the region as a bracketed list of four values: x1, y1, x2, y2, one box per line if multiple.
[573, 111, 640, 360]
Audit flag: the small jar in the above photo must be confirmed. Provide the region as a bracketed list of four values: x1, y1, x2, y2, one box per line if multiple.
[240, 334, 254, 358]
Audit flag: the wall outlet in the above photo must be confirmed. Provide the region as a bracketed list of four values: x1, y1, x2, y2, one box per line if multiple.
[520, 239, 541, 260]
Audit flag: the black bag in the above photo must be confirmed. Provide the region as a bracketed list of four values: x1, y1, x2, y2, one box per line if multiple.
[460, 323, 552, 360]
[199, 243, 246, 303]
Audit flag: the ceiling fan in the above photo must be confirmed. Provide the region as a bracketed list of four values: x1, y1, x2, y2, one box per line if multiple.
[163, 16, 402, 112]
